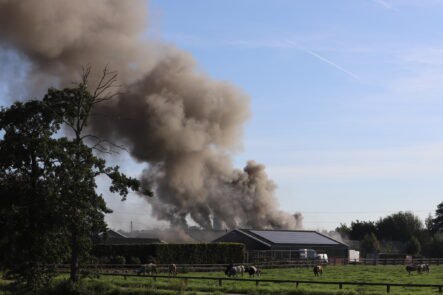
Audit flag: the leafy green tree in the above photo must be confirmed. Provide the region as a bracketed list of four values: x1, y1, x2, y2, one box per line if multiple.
[430, 233, 443, 257]
[432, 201, 443, 234]
[42, 68, 144, 282]
[376, 211, 422, 241]
[425, 213, 434, 232]
[335, 223, 351, 238]
[0, 101, 68, 289]
[405, 236, 421, 256]
[360, 233, 380, 257]
[0, 68, 149, 286]
[349, 220, 377, 240]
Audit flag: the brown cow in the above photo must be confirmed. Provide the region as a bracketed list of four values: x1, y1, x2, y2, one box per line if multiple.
[313, 265, 323, 276]
[169, 263, 177, 276]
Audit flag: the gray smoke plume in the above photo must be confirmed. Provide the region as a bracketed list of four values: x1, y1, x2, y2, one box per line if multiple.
[0, 0, 302, 230]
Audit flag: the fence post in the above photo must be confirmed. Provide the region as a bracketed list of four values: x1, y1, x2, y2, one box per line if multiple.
[386, 284, 390, 293]
[339, 283, 343, 289]
[218, 279, 222, 286]
[295, 282, 299, 288]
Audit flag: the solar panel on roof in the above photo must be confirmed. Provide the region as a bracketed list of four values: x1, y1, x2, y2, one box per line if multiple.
[249, 230, 339, 245]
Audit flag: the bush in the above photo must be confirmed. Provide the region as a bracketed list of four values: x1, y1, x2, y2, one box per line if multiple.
[111, 256, 126, 265]
[405, 236, 421, 255]
[92, 243, 245, 264]
[128, 257, 141, 265]
[98, 256, 111, 264]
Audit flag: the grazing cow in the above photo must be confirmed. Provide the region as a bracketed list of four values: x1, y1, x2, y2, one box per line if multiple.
[169, 263, 177, 276]
[246, 266, 261, 277]
[313, 265, 323, 276]
[137, 263, 157, 275]
[405, 264, 418, 274]
[417, 264, 430, 274]
[225, 264, 245, 277]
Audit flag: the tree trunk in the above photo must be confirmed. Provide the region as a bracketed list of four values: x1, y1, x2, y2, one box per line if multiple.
[70, 231, 79, 283]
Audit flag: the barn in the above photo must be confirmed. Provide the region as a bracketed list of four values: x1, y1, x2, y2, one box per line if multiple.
[94, 229, 163, 245]
[212, 229, 349, 258]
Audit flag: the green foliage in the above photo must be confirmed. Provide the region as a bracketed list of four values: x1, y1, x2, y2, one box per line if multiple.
[92, 245, 156, 263]
[111, 256, 126, 265]
[349, 220, 377, 240]
[155, 243, 245, 264]
[335, 223, 351, 238]
[405, 236, 421, 255]
[0, 101, 69, 289]
[376, 211, 423, 241]
[0, 70, 147, 287]
[128, 257, 141, 265]
[40, 72, 144, 283]
[428, 233, 443, 257]
[92, 243, 245, 264]
[432, 201, 443, 234]
[360, 233, 380, 257]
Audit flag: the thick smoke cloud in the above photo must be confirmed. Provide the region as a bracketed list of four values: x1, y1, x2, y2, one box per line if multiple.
[0, 0, 302, 230]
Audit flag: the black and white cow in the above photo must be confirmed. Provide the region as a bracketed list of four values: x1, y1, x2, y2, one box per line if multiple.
[225, 264, 245, 277]
[245, 266, 261, 277]
[137, 263, 157, 275]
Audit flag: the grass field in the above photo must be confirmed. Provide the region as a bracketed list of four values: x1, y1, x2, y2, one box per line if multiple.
[90, 264, 443, 294]
[2, 265, 443, 294]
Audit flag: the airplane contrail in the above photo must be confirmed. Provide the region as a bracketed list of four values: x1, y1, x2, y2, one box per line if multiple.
[373, 0, 392, 9]
[286, 40, 360, 80]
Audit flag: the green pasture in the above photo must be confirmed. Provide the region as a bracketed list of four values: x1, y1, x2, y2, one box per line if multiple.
[2, 265, 443, 294]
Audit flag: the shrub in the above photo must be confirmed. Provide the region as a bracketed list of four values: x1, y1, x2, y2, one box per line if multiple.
[111, 256, 126, 265]
[92, 243, 244, 264]
[128, 257, 141, 265]
[98, 256, 111, 264]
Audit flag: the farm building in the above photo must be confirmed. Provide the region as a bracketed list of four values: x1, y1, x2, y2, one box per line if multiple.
[212, 229, 349, 258]
[94, 229, 163, 245]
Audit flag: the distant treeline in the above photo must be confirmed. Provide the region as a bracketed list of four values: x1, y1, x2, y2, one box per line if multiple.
[336, 207, 443, 257]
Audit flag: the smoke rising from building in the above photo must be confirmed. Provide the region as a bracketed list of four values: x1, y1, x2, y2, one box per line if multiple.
[0, 0, 302, 230]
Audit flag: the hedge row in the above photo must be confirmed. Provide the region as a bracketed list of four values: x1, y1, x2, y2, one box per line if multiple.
[92, 243, 245, 264]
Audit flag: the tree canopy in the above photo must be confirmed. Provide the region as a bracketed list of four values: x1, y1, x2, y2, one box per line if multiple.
[432, 201, 443, 234]
[0, 101, 68, 288]
[0, 69, 146, 288]
[376, 211, 423, 242]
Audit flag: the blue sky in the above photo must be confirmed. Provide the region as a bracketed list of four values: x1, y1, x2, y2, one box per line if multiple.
[143, 0, 443, 230]
[1, 0, 443, 231]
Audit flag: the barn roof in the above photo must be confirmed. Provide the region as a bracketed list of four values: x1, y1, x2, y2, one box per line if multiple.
[94, 229, 163, 245]
[213, 229, 348, 248]
[246, 229, 341, 245]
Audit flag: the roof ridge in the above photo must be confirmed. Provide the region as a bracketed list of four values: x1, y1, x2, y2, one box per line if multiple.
[247, 229, 317, 233]
[233, 229, 272, 247]
[240, 229, 345, 246]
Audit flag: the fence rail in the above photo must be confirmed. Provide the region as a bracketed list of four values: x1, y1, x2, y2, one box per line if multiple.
[246, 250, 443, 265]
[97, 272, 443, 294]
[60, 257, 443, 273]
